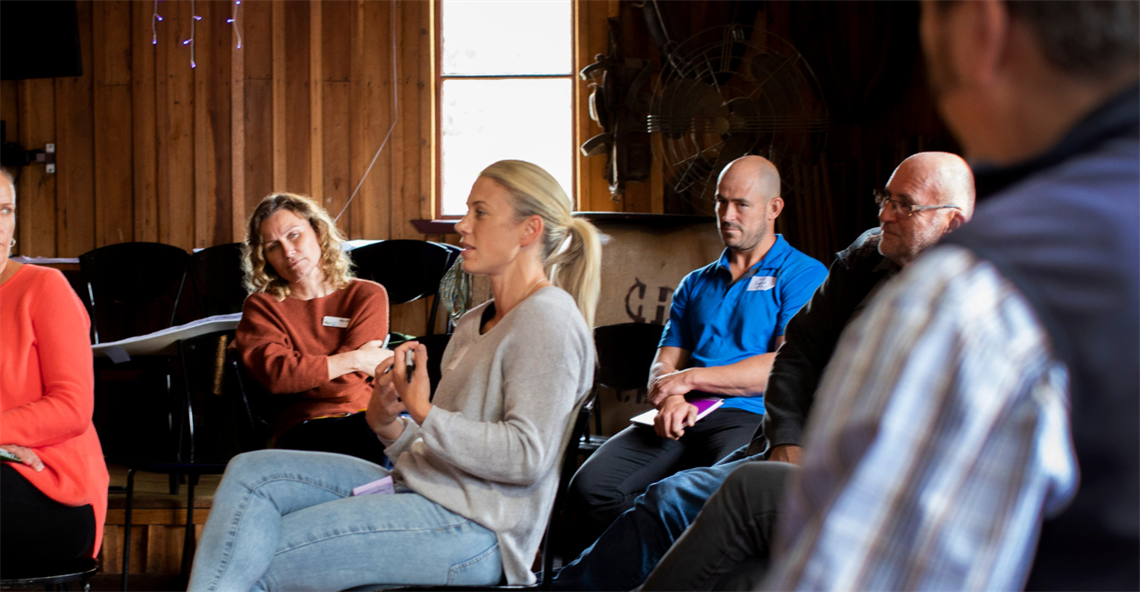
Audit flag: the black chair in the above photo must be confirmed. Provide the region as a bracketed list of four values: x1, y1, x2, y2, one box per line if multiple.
[0, 557, 99, 591]
[110, 330, 267, 591]
[78, 242, 191, 344]
[373, 394, 595, 592]
[82, 243, 194, 502]
[348, 240, 461, 337]
[586, 323, 666, 454]
[188, 242, 248, 318]
[418, 333, 453, 399]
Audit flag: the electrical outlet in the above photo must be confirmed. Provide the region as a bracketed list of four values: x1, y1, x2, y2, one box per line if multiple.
[46, 143, 55, 153]
[46, 163, 55, 174]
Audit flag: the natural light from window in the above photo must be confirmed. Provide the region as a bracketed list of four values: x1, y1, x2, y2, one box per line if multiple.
[439, 0, 574, 217]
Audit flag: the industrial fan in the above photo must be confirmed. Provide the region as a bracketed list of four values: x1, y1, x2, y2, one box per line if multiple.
[648, 25, 829, 209]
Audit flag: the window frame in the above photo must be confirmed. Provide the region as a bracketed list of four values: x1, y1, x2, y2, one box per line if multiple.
[432, 0, 580, 219]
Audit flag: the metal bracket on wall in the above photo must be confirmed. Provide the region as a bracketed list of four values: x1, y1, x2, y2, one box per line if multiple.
[42, 143, 56, 174]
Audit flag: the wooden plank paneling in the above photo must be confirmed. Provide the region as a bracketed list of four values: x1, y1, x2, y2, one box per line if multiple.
[1, 81, 19, 143]
[230, 2, 246, 242]
[93, 0, 135, 247]
[193, 0, 212, 249]
[349, 0, 393, 241]
[309, 1, 323, 204]
[321, 0, 352, 229]
[284, 0, 311, 195]
[158, 0, 195, 251]
[243, 0, 274, 211]
[205, 0, 233, 246]
[323, 80, 351, 226]
[132, 0, 159, 244]
[55, 0, 96, 257]
[16, 79, 57, 257]
[272, 0, 287, 192]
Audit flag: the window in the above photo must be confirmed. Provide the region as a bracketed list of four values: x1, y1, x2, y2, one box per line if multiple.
[437, 0, 575, 217]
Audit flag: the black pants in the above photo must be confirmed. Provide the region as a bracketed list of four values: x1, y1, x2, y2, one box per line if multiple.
[641, 462, 795, 591]
[275, 412, 390, 467]
[566, 407, 762, 554]
[0, 464, 96, 577]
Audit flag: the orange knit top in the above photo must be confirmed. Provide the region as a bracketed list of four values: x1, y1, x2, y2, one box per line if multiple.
[0, 264, 109, 558]
[235, 279, 389, 436]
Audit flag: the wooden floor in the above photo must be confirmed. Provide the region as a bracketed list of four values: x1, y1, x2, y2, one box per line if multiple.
[97, 464, 222, 590]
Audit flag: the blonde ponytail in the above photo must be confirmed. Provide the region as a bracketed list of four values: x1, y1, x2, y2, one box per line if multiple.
[479, 160, 602, 327]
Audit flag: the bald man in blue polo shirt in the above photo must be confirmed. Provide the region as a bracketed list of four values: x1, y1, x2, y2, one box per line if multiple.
[566, 155, 827, 550]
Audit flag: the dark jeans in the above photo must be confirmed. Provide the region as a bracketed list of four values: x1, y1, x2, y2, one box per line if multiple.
[553, 446, 760, 591]
[641, 462, 795, 591]
[275, 412, 390, 468]
[566, 408, 762, 554]
[0, 464, 96, 577]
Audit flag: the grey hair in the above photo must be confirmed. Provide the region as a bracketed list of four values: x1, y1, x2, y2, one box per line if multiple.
[938, 1, 1140, 79]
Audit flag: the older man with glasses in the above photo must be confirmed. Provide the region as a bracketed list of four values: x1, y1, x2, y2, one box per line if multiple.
[549, 151, 975, 591]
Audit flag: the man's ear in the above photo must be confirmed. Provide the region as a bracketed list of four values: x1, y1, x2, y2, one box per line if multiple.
[768, 196, 785, 221]
[519, 215, 545, 248]
[944, 211, 967, 234]
[950, 0, 1010, 88]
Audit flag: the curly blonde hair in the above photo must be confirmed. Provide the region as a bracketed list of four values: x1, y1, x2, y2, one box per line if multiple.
[242, 193, 354, 301]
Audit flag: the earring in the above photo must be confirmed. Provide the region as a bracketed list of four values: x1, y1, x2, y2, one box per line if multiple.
[7, 238, 13, 248]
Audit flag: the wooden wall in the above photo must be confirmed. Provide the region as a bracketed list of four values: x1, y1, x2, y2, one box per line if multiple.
[1, 0, 955, 269]
[1, 0, 434, 258]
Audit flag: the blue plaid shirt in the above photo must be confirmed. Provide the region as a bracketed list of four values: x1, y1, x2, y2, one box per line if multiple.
[764, 246, 1079, 591]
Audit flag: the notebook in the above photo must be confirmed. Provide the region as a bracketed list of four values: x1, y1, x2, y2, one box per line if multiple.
[630, 397, 724, 427]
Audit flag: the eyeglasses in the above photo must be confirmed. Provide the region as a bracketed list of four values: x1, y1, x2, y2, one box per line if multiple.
[874, 189, 960, 217]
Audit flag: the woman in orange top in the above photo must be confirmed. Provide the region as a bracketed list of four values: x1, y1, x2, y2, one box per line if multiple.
[0, 169, 109, 576]
[235, 193, 393, 465]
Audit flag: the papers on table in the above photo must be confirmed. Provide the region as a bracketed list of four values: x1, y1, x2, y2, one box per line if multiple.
[11, 256, 80, 265]
[91, 313, 243, 363]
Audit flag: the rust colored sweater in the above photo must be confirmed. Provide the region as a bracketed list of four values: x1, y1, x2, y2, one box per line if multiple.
[235, 279, 389, 436]
[0, 264, 109, 558]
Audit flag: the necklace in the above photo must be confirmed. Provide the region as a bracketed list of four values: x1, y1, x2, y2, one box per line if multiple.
[520, 276, 546, 301]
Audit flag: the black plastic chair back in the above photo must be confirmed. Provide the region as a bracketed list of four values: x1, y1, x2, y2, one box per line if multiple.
[79, 242, 191, 344]
[227, 350, 281, 444]
[378, 395, 593, 592]
[349, 240, 461, 335]
[418, 333, 452, 399]
[189, 242, 248, 318]
[594, 323, 665, 391]
[179, 330, 269, 462]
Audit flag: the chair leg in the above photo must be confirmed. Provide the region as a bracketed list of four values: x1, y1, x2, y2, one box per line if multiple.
[122, 468, 136, 591]
[180, 476, 197, 578]
[169, 474, 180, 496]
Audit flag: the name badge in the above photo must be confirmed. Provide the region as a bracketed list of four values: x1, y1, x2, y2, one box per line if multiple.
[747, 276, 776, 291]
[322, 316, 351, 328]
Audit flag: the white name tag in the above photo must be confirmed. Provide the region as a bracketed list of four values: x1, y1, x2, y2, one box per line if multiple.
[747, 276, 776, 291]
[322, 316, 351, 328]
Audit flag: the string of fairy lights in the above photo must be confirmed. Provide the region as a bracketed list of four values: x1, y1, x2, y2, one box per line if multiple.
[152, 0, 243, 67]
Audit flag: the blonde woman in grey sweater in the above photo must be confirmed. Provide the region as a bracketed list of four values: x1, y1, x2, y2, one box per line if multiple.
[188, 160, 601, 591]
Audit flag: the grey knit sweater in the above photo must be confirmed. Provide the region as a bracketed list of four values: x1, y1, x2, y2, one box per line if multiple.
[381, 287, 594, 585]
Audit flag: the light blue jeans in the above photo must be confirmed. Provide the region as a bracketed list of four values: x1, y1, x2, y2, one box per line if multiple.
[187, 450, 503, 592]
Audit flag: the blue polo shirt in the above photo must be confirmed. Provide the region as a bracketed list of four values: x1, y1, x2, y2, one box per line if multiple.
[659, 234, 827, 415]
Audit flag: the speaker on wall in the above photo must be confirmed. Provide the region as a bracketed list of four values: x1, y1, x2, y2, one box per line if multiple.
[1, 1, 83, 81]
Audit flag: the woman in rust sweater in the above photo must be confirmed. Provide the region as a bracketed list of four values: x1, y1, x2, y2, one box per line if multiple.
[236, 192, 393, 465]
[0, 170, 109, 576]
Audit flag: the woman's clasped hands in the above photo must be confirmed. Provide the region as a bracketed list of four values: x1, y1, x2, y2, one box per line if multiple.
[366, 341, 432, 440]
